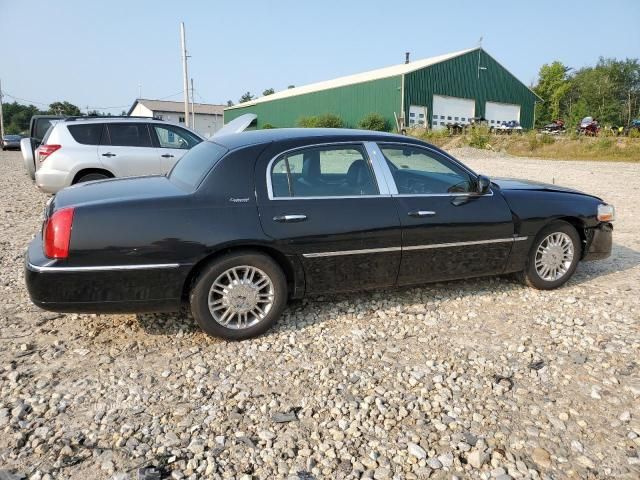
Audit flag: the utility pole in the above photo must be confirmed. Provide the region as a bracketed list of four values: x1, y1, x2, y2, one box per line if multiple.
[180, 22, 190, 127]
[190, 78, 195, 129]
[0, 79, 5, 140]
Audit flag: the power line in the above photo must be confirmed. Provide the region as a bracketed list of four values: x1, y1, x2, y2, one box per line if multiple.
[1, 89, 186, 111]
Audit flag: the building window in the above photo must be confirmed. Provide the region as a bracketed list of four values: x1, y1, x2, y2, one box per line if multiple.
[156, 114, 163, 120]
[179, 116, 185, 123]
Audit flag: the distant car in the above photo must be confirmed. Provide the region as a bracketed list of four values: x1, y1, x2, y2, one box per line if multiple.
[34, 117, 204, 193]
[21, 115, 66, 179]
[2, 134, 22, 150]
[25, 128, 614, 340]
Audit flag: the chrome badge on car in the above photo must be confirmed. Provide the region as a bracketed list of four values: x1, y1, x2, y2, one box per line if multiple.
[229, 197, 250, 203]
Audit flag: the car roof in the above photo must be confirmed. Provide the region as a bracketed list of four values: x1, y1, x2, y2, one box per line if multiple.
[210, 128, 421, 149]
[63, 117, 162, 124]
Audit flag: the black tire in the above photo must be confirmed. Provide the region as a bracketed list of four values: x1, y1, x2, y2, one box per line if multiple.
[189, 251, 287, 340]
[520, 221, 581, 290]
[74, 172, 110, 184]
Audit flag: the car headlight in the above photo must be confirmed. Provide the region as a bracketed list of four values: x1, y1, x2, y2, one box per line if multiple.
[597, 204, 615, 222]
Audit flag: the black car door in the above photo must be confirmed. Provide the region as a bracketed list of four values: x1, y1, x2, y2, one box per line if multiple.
[376, 143, 516, 285]
[256, 142, 402, 295]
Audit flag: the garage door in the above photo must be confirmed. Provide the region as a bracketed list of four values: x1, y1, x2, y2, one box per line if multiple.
[485, 102, 521, 126]
[432, 95, 475, 130]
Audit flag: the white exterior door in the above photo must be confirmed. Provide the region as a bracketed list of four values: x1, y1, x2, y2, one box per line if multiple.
[431, 95, 475, 130]
[485, 102, 521, 127]
[408, 105, 428, 128]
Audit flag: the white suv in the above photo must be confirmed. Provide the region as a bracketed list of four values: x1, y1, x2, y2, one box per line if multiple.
[34, 117, 204, 193]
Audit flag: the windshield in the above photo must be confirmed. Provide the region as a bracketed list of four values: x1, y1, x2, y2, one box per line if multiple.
[169, 141, 228, 191]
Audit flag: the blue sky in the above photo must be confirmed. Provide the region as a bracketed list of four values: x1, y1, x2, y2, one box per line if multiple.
[1, 0, 639, 112]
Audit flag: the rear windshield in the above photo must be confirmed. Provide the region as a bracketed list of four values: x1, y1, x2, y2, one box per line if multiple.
[35, 119, 55, 141]
[169, 141, 228, 191]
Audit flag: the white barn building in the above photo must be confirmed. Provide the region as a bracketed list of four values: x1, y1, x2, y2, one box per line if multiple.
[128, 99, 225, 138]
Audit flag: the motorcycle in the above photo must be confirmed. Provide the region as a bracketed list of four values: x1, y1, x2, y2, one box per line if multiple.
[577, 117, 600, 136]
[540, 119, 565, 135]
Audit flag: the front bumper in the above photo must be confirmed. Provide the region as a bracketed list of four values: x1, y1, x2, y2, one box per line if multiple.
[25, 234, 187, 313]
[583, 222, 613, 261]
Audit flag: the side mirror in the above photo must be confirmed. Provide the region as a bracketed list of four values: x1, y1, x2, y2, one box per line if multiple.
[476, 175, 491, 194]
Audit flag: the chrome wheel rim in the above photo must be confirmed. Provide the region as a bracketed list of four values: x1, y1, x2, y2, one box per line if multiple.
[535, 232, 574, 281]
[208, 266, 274, 329]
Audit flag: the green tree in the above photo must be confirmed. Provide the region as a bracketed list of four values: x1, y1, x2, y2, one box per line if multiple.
[2, 101, 43, 134]
[533, 61, 571, 126]
[239, 92, 254, 104]
[226, 100, 234, 107]
[48, 101, 81, 116]
[358, 113, 389, 131]
[287, 85, 295, 89]
[262, 88, 275, 96]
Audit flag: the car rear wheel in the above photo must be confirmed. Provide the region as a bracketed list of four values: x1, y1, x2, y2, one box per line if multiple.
[521, 221, 581, 289]
[190, 252, 287, 340]
[75, 172, 110, 184]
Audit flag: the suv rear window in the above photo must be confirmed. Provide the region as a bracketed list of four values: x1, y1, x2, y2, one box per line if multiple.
[68, 124, 104, 145]
[169, 141, 227, 191]
[107, 124, 152, 147]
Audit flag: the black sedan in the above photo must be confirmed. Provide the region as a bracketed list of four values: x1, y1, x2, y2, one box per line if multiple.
[25, 129, 614, 339]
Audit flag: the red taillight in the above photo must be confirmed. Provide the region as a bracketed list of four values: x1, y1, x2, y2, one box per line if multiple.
[43, 207, 75, 259]
[37, 144, 61, 162]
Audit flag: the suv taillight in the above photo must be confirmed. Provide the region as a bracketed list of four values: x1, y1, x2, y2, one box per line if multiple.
[37, 144, 61, 162]
[43, 207, 75, 259]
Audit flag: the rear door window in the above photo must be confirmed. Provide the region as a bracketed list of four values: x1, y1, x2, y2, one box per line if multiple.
[106, 123, 152, 147]
[270, 144, 378, 198]
[68, 124, 104, 145]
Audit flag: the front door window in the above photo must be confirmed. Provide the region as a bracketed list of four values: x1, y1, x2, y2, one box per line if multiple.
[380, 145, 475, 195]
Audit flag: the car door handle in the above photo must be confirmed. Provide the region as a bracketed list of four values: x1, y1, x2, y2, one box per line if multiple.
[102, 152, 116, 158]
[408, 210, 436, 217]
[161, 154, 174, 158]
[273, 214, 307, 223]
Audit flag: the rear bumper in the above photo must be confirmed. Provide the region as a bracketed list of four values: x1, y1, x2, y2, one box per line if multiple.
[583, 222, 613, 261]
[35, 167, 71, 194]
[25, 234, 187, 313]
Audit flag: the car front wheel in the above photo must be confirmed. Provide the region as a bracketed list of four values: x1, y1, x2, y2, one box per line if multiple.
[521, 221, 581, 289]
[190, 252, 287, 340]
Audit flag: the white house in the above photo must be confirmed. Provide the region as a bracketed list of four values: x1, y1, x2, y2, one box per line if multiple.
[128, 99, 225, 138]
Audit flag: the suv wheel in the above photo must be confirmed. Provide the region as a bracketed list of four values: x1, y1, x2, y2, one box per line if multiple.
[75, 172, 110, 184]
[190, 252, 287, 340]
[521, 221, 581, 289]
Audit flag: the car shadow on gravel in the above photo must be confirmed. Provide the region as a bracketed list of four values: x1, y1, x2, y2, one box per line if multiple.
[136, 308, 200, 335]
[134, 242, 639, 337]
[570, 243, 640, 283]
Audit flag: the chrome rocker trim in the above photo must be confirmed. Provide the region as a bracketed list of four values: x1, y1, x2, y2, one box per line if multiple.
[27, 262, 181, 273]
[302, 236, 528, 258]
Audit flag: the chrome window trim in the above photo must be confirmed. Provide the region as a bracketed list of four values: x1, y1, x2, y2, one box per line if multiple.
[265, 141, 391, 200]
[269, 194, 388, 201]
[374, 141, 496, 197]
[302, 236, 528, 258]
[27, 262, 181, 273]
[364, 141, 398, 195]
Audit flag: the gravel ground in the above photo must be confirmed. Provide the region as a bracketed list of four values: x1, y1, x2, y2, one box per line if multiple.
[0, 149, 638, 480]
